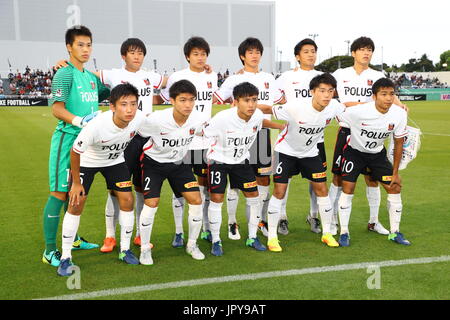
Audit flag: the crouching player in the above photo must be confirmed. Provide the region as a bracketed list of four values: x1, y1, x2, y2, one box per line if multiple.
[203, 82, 285, 256]
[137, 80, 208, 265]
[57, 83, 144, 276]
[336, 78, 410, 246]
[266, 73, 344, 252]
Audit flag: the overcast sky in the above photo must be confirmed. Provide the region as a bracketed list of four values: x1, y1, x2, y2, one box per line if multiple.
[269, 0, 449, 67]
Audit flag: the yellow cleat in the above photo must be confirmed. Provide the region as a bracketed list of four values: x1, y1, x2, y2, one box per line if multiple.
[267, 238, 282, 252]
[321, 233, 339, 247]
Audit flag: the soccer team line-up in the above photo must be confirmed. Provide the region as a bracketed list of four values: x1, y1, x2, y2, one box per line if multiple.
[40, 25, 416, 277]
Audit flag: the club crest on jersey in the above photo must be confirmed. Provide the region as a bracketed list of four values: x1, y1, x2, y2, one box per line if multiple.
[189, 128, 195, 135]
[326, 118, 332, 125]
[90, 81, 96, 90]
[144, 78, 150, 86]
[367, 79, 373, 86]
[130, 131, 136, 138]
[264, 82, 269, 89]
[207, 81, 212, 89]
[388, 123, 395, 131]
[253, 125, 258, 132]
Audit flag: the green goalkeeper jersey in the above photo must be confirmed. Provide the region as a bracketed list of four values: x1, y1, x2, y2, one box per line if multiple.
[50, 61, 110, 135]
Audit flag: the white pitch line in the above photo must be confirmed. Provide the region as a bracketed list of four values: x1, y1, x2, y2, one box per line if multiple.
[422, 132, 450, 137]
[36, 255, 450, 300]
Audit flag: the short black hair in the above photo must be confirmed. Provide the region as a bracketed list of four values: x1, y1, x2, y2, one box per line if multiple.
[183, 36, 210, 61]
[65, 25, 92, 46]
[169, 79, 197, 99]
[233, 82, 259, 100]
[294, 38, 318, 56]
[109, 83, 139, 105]
[309, 73, 337, 90]
[372, 78, 395, 95]
[238, 37, 264, 65]
[120, 38, 147, 56]
[351, 36, 375, 52]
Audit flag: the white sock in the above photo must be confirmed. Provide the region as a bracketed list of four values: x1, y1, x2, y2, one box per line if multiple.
[267, 196, 282, 239]
[309, 183, 319, 219]
[119, 210, 134, 251]
[134, 191, 144, 237]
[246, 197, 261, 239]
[317, 196, 332, 234]
[226, 186, 239, 224]
[208, 201, 223, 243]
[61, 212, 80, 259]
[338, 193, 354, 235]
[258, 185, 270, 221]
[105, 193, 119, 238]
[187, 204, 202, 247]
[280, 178, 291, 221]
[387, 193, 402, 233]
[172, 194, 185, 234]
[329, 183, 342, 226]
[366, 186, 381, 224]
[199, 185, 210, 231]
[139, 205, 157, 251]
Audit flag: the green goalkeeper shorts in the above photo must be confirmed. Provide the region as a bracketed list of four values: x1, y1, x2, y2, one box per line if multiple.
[48, 129, 77, 192]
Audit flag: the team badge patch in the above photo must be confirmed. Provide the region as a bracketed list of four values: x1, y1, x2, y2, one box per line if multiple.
[264, 82, 269, 89]
[184, 181, 199, 189]
[144, 78, 150, 86]
[130, 131, 136, 138]
[388, 123, 395, 131]
[367, 79, 373, 86]
[207, 81, 212, 89]
[243, 181, 257, 188]
[382, 176, 392, 181]
[253, 125, 258, 132]
[326, 118, 332, 125]
[189, 128, 195, 135]
[312, 172, 327, 179]
[55, 89, 62, 98]
[116, 181, 132, 188]
[90, 81, 96, 90]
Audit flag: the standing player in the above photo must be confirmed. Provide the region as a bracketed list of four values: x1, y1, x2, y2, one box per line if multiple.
[159, 37, 218, 248]
[265, 74, 343, 252]
[57, 83, 144, 276]
[137, 80, 208, 265]
[330, 36, 398, 236]
[98, 38, 163, 252]
[204, 82, 285, 256]
[335, 78, 410, 246]
[274, 38, 323, 235]
[42, 25, 109, 268]
[213, 37, 282, 241]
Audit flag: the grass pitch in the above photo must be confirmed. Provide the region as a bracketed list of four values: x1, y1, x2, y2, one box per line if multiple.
[0, 101, 449, 300]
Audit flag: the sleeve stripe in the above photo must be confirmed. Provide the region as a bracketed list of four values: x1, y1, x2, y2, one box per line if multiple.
[72, 147, 84, 154]
[214, 91, 225, 104]
[160, 91, 170, 102]
[154, 75, 163, 89]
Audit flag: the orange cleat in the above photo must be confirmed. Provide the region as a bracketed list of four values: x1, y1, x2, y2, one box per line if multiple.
[100, 237, 116, 253]
[134, 236, 154, 249]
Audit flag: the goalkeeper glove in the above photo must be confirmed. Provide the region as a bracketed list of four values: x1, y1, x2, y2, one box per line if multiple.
[72, 110, 102, 128]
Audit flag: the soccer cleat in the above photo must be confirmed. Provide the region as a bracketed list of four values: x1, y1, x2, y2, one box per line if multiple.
[258, 220, 269, 237]
[228, 223, 241, 240]
[172, 233, 185, 248]
[211, 241, 223, 256]
[139, 248, 153, 265]
[57, 258, 75, 277]
[201, 230, 212, 242]
[133, 236, 141, 246]
[338, 233, 350, 247]
[388, 232, 411, 245]
[246, 237, 267, 251]
[186, 244, 205, 260]
[330, 223, 338, 236]
[321, 233, 340, 247]
[306, 215, 322, 234]
[100, 237, 116, 253]
[119, 250, 140, 265]
[42, 250, 62, 267]
[278, 219, 289, 235]
[72, 236, 99, 250]
[368, 222, 390, 235]
[267, 238, 282, 252]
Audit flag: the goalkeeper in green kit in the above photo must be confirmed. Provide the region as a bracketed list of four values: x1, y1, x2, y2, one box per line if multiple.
[42, 25, 110, 267]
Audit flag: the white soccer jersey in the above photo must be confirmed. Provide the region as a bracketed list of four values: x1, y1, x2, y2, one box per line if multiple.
[275, 69, 323, 103]
[203, 107, 264, 164]
[160, 68, 218, 150]
[337, 101, 408, 154]
[138, 107, 207, 163]
[214, 71, 283, 120]
[100, 68, 163, 115]
[273, 99, 345, 158]
[73, 110, 145, 168]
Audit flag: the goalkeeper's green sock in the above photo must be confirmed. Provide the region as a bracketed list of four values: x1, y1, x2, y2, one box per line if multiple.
[43, 195, 65, 254]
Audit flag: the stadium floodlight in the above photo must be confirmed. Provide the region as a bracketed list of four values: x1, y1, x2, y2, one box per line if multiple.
[345, 40, 351, 56]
